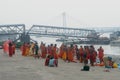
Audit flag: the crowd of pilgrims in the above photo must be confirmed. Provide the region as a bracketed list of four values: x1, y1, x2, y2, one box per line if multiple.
[3, 40, 106, 67]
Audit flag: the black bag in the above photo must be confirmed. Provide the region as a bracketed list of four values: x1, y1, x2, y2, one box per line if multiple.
[83, 65, 90, 71]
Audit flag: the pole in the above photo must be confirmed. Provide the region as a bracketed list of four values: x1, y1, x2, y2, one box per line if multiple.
[62, 12, 66, 27]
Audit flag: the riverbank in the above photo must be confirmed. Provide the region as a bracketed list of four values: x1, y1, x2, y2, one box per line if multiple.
[0, 49, 120, 80]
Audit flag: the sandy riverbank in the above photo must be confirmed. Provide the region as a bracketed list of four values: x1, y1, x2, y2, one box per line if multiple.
[0, 49, 120, 80]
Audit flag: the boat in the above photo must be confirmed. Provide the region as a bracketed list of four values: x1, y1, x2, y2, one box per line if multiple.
[56, 38, 68, 42]
[63, 38, 110, 45]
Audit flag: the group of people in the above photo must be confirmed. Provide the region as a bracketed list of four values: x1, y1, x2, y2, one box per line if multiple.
[20, 41, 59, 67]
[20, 42, 39, 59]
[3, 40, 16, 57]
[3, 40, 106, 68]
[19, 41, 106, 68]
[59, 44, 104, 66]
[20, 42, 59, 59]
[2, 39, 120, 71]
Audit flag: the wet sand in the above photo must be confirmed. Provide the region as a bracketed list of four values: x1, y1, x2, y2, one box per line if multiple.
[0, 49, 120, 80]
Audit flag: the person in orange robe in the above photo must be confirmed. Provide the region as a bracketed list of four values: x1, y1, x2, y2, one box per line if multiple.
[47, 44, 53, 56]
[89, 45, 95, 66]
[86, 46, 90, 61]
[53, 44, 58, 59]
[41, 44, 47, 58]
[58, 43, 64, 58]
[62, 45, 68, 61]
[21, 43, 26, 56]
[40, 42, 43, 54]
[25, 43, 30, 56]
[47, 45, 50, 55]
[3, 41, 9, 54]
[82, 46, 88, 64]
[93, 50, 97, 63]
[67, 44, 74, 62]
[98, 46, 104, 63]
[79, 46, 84, 63]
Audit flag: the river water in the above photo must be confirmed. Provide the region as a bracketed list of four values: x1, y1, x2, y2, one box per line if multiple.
[31, 36, 120, 55]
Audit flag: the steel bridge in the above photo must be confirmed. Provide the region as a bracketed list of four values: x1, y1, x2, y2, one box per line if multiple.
[0, 24, 97, 42]
[0, 24, 25, 35]
[0, 24, 28, 42]
[27, 25, 96, 38]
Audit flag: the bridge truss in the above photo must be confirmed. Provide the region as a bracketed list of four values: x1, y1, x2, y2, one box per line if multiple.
[27, 25, 97, 38]
[0, 24, 28, 42]
[0, 24, 25, 35]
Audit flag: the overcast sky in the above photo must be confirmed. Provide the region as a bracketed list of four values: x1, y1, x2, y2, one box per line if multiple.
[0, 0, 120, 28]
